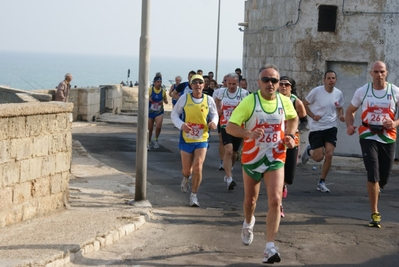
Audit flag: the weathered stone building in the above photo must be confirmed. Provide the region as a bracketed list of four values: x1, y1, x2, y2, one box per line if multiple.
[241, 0, 399, 156]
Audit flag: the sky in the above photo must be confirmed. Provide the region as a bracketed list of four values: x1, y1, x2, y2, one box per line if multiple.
[0, 0, 245, 61]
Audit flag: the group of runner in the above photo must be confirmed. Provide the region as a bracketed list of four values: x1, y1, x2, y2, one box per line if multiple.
[146, 61, 399, 264]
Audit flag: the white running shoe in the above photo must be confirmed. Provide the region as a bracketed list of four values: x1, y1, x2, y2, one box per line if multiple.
[241, 216, 255, 245]
[317, 182, 330, 193]
[301, 145, 311, 164]
[180, 177, 190, 193]
[147, 144, 151, 151]
[153, 140, 159, 149]
[189, 194, 200, 207]
[263, 246, 281, 264]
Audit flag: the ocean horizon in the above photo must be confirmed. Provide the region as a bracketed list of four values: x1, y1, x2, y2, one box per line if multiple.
[0, 51, 242, 91]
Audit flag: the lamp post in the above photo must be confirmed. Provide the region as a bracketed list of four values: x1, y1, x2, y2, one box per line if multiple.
[135, 0, 151, 201]
[215, 0, 221, 82]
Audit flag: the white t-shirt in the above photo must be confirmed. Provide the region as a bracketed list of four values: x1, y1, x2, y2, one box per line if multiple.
[213, 88, 223, 101]
[213, 87, 249, 102]
[306, 86, 344, 131]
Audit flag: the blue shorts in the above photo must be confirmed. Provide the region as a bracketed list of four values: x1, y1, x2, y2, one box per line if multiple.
[179, 141, 209, 153]
[149, 110, 164, 119]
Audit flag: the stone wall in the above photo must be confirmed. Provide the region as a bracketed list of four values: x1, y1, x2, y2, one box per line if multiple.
[241, 0, 398, 97]
[0, 102, 73, 228]
[121, 86, 139, 112]
[6, 85, 123, 121]
[0, 86, 52, 103]
[101, 84, 123, 115]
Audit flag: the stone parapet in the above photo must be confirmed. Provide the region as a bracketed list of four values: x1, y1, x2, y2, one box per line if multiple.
[100, 84, 122, 114]
[0, 86, 52, 103]
[0, 102, 73, 228]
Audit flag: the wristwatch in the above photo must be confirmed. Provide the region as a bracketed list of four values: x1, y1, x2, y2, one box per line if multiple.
[285, 134, 296, 140]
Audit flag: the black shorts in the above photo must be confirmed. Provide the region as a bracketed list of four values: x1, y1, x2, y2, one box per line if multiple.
[360, 139, 395, 187]
[220, 128, 242, 152]
[308, 127, 338, 149]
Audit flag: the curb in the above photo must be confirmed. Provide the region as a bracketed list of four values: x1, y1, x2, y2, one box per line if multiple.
[18, 213, 151, 267]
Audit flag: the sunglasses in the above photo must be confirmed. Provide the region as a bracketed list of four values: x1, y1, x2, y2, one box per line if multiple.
[279, 82, 291, 86]
[260, 77, 279, 84]
[191, 81, 204, 85]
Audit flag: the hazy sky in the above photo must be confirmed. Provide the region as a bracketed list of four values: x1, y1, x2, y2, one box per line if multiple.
[1, 0, 245, 61]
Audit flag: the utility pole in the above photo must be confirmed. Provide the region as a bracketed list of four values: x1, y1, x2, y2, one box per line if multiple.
[135, 0, 151, 201]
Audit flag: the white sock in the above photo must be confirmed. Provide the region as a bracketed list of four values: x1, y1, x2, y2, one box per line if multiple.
[243, 216, 255, 228]
[266, 242, 275, 250]
[190, 192, 196, 197]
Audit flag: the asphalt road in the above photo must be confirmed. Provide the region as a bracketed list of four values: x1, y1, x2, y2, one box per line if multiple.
[69, 122, 399, 266]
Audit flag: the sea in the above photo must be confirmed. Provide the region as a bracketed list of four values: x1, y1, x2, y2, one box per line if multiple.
[0, 51, 242, 90]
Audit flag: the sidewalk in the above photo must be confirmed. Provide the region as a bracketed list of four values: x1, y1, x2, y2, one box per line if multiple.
[0, 134, 151, 267]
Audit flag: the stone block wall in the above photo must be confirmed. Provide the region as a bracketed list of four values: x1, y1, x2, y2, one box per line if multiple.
[3, 85, 124, 122]
[101, 84, 122, 114]
[0, 102, 73, 228]
[77, 87, 101, 121]
[0, 86, 52, 103]
[121, 86, 139, 112]
[241, 0, 396, 97]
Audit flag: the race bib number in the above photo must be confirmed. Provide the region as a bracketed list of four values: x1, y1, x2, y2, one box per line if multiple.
[256, 124, 282, 147]
[223, 109, 233, 120]
[185, 123, 205, 140]
[366, 104, 390, 125]
[367, 113, 388, 125]
[221, 105, 234, 124]
[150, 102, 161, 112]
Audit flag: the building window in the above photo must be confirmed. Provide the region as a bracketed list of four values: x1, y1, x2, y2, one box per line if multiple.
[318, 5, 337, 32]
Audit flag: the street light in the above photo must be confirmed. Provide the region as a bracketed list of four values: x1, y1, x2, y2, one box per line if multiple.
[135, 0, 151, 202]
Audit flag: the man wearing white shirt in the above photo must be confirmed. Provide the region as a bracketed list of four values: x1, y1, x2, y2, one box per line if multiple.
[214, 73, 249, 190]
[301, 70, 345, 193]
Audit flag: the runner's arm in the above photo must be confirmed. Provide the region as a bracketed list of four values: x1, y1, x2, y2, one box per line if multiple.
[336, 107, 345, 122]
[345, 104, 359, 135]
[207, 97, 219, 130]
[163, 90, 168, 104]
[285, 115, 298, 136]
[170, 96, 186, 129]
[226, 122, 264, 140]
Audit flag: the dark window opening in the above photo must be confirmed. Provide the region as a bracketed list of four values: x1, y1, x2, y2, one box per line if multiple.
[318, 5, 337, 32]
